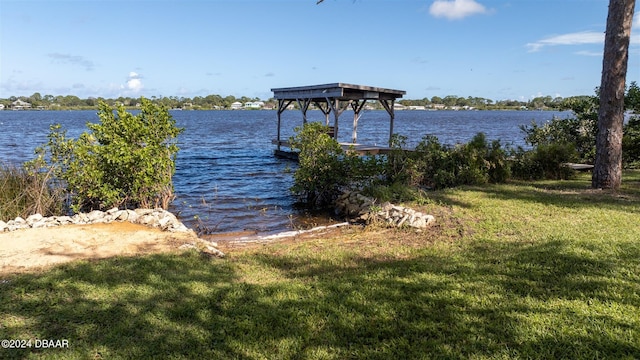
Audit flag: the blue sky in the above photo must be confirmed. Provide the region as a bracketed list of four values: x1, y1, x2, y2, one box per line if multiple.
[1, 0, 639, 101]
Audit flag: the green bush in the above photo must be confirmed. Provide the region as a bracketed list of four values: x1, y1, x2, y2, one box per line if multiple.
[515, 95, 597, 179]
[520, 116, 596, 164]
[625, 81, 640, 112]
[510, 143, 577, 180]
[623, 116, 640, 168]
[289, 122, 382, 207]
[408, 133, 510, 189]
[520, 83, 639, 169]
[29, 99, 183, 212]
[457, 133, 510, 185]
[486, 138, 511, 183]
[403, 135, 455, 189]
[384, 134, 423, 186]
[623, 82, 640, 167]
[290, 123, 584, 211]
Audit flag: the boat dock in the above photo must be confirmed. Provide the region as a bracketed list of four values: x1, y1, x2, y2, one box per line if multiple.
[270, 83, 406, 158]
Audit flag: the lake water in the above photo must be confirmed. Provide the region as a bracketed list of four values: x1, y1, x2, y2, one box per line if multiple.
[0, 109, 572, 234]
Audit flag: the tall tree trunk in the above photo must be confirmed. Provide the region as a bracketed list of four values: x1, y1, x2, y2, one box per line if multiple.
[592, 0, 636, 189]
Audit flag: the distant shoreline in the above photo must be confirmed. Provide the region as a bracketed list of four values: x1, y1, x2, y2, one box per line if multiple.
[0, 107, 565, 112]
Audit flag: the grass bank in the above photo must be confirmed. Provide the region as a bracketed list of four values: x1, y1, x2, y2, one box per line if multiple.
[1, 171, 639, 359]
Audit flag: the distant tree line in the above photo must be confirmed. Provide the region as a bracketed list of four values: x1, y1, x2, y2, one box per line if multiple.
[0, 93, 271, 110]
[397, 95, 573, 110]
[0, 92, 597, 111]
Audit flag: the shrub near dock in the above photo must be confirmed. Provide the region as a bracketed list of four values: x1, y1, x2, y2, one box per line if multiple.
[289, 124, 513, 207]
[289, 122, 380, 207]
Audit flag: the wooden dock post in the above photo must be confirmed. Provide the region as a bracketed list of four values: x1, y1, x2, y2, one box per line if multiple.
[276, 99, 293, 151]
[379, 99, 396, 146]
[351, 99, 366, 143]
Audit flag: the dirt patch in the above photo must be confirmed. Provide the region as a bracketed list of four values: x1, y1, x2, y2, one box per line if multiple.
[215, 206, 466, 256]
[0, 222, 199, 275]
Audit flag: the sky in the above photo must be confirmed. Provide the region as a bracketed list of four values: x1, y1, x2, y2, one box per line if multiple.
[1, 0, 639, 102]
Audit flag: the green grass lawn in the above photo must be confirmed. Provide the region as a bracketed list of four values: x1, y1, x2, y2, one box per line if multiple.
[1, 171, 639, 359]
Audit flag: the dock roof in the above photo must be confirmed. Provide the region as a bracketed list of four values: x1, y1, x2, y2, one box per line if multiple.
[271, 83, 405, 101]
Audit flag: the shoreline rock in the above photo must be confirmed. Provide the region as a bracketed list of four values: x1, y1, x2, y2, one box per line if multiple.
[0, 208, 192, 234]
[334, 191, 435, 229]
[1, 208, 225, 258]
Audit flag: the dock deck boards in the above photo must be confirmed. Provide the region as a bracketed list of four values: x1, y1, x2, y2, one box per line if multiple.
[272, 140, 395, 158]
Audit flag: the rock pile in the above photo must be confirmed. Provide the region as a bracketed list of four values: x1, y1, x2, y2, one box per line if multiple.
[0, 208, 192, 233]
[375, 202, 436, 229]
[334, 191, 435, 229]
[335, 192, 375, 218]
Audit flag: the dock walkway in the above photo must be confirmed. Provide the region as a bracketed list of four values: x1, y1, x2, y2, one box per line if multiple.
[272, 139, 395, 160]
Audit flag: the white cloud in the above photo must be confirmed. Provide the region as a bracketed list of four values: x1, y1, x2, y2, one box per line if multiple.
[121, 71, 144, 92]
[528, 17, 640, 54]
[429, 0, 487, 20]
[47, 53, 95, 71]
[126, 78, 143, 91]
[526, 31, 604, 52]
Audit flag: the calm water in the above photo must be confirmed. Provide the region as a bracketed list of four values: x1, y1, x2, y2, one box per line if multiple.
[0, 109, 572, 233]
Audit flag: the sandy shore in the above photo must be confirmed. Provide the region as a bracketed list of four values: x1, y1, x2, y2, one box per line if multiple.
[0, 222, 200, 275]
[0, 219, 354, 276]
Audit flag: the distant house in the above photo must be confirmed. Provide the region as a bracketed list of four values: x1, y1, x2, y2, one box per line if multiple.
[0, 104, 5, 110]
[230, 101, 243, 110]
[11, 99, 32, 110]
[244, 101, 264, 109]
